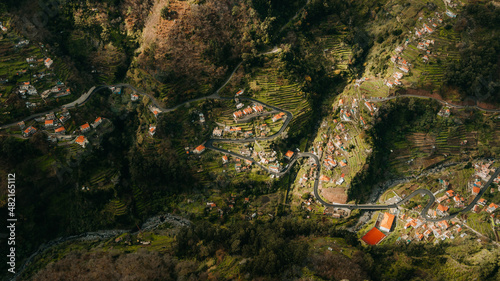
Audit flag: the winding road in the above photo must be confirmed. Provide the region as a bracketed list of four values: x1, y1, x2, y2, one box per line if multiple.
[203, 95, 500, 222]
[2, 69, 499, 223]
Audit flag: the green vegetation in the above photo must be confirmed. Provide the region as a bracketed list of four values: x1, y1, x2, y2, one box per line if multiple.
[1, 0, 500, 280]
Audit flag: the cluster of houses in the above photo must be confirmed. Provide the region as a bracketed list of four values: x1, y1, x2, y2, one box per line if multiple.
[387, 52, 409, 87]
[301, 195, 317, 213]
[40, 82, 71, 99]
[17, 82, 38, 100]
[18, 81, 71, 107]
[298, 159, 320, 188]
[212, 126, 257, 139]
[20, 108, 73, 137]
[234, 157, 254, 173]
[402, 214, 463, 243]
[14, 39, 29, 48]
[73, 116, 104, 147]
[310, 99, 365, 183]
[232, 103, 265, 121]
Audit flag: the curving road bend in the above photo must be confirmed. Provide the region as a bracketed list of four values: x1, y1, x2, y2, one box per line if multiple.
[2, 78, 499, 223]
[1, 59, 499, 223]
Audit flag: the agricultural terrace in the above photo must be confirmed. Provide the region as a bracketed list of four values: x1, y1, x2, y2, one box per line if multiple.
[246, 59, 313, 133]
[313, 19, 354, 72]
[387, 109, 500, 176]
[290, 92, 373, 205]
[0, 26, 78, 124]
[360, 0, 462, 97]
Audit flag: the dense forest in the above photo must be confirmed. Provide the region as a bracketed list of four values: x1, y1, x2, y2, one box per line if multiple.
[445, 3, 500, 103]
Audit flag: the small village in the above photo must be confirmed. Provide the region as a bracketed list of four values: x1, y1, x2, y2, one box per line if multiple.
[361, 159, 500, 246]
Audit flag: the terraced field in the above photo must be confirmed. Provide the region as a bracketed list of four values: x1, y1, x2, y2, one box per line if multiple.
[249, 60, 313, 132]
[88, 168, 118, 190]
[105, 199, 128, 217]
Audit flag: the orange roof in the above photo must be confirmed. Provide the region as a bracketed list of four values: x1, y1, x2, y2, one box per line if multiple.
[45, 119, 53, 125]
[472, 186, 480, 194]
[446, 190, 454, 196]
[319, 175, 330, 182]
[380, 213, 395, 231]
[55, 127, 65, 133]
[437, 204, 449, 212]
[94, 117, 102, 123]
[80, 123, 90, 130]
[285, 150, 294, 158]
[153, 110, 158, 115]
[75, 135, 86, 144]
[195, 145, 205, 152]
[489, 203, 499, 209]
[24, 127, 36, 134]
[361, 227, 386, 245]
[222, 155, 228, 161]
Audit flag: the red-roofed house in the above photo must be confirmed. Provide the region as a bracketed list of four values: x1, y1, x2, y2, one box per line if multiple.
[23, 126, 37, 137]
[149, 125, 156, 136]
[472, 186, 480, 195]
[44, 58, 53, 68]
[437, 204, 449, 213]
[92, 117, 103, 128]
[222, 155, 228, 164]
[478, 198, 487, 206]
[446, 190, 454, 197]
[193, 144, 206, 154]
[380, 212, 395, 232]
[80, 123, 91, 133]
[45, 119, 54, 128]
[55, 127, 66, 134]
[252, 105, 264, 113]
[272, 112, 285, 122]
[75, 135, 89, 148]
[243, 107, 253, 115]
[361, 227, 386, 245]
[319, 175, 331, 182]
[285, 150, 294, 160]
[233, 111, 243, 119]
[487, 203, 499, 213]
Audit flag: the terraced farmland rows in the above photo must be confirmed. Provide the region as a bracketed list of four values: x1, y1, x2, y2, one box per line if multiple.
[89, 168, 118, 189]
[106, 199, 127, 216]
